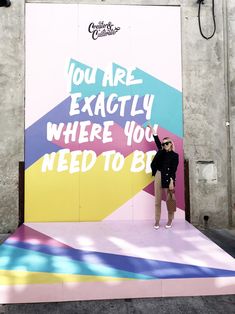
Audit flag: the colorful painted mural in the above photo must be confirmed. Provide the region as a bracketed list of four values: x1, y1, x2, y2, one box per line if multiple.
[2, 4, 234, 305]
[25, 3, 184, 222]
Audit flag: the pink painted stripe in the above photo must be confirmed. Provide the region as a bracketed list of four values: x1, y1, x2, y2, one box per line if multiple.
[143, 182, 154, 197]
[104, 190, 184, 221]
[141, 126, 185, 209]
[51, 122, 184, 209]
[51, 123, 183, 157]
[162, 277, 235, 297]
[26, 221, 235, 272]
[51, 123, 134, 157]
[5, 225, 69, 248]
[0, 277, 234, 304]
[158, 127, 184, 209]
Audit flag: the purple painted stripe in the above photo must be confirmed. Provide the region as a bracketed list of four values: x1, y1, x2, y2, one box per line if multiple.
[4, 239, 235, 279]
[51, 122, 157, 157]
[50, 122, 184, 209]
[5, 225, 69, 248]
[141, 127, 185, 209]
[25, 95, 148, 169]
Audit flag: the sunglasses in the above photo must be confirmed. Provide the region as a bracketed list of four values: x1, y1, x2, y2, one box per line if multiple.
[162, 141, 172, 146]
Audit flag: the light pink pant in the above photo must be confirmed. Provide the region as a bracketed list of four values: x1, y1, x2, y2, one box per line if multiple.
[154, 171, 176, 223]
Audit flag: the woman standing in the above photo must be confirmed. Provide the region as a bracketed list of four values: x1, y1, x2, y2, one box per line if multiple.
[149, 126, 179, 229]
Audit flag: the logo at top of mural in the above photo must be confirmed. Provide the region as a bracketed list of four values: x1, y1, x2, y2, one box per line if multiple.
[88, 21, 120, 40]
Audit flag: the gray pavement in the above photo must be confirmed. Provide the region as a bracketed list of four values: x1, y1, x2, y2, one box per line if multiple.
[199, 228, 235, 258]
[0, 228, 235, 314]
[0, 295, 235, 314]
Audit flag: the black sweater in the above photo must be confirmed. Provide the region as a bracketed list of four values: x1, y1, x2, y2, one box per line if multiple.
[150, 135, 179, 188]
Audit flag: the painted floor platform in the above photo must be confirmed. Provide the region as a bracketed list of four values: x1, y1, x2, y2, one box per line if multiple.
[0, 220, 235, 304]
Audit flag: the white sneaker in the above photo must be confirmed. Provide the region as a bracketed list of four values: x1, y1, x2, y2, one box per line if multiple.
[165, 223, 172, 229]
[154, 224, 160, 230]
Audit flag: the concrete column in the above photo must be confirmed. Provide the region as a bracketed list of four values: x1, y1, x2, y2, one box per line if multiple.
[227, 0, 235, 227]
[0, 0, 24, 233]
[182, 0, 231, 228]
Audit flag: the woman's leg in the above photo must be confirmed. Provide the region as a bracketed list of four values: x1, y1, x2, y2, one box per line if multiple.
[154, 171, 162, 225]
[164, 189, 176, 225]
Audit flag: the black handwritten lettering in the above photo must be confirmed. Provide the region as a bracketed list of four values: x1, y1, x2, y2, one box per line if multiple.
[88, 21, 120, 40]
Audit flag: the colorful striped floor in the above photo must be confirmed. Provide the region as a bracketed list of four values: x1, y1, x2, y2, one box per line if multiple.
[0, 220, 234, 303]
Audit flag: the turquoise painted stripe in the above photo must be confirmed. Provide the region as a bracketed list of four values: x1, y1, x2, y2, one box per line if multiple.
[69, 60, 183, 137]
[0, 244, 153, 280]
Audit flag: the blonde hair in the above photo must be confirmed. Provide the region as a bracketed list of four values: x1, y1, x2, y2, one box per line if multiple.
[162, 137, 175, 151]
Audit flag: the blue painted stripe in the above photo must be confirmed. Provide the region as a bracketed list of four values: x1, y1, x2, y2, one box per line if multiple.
[3, 241, 235, 279]
[25, 60, 182, 169]
[25, 95, 147, 169]
[68, 60, 183, 136]
[0, 244, 153, 280]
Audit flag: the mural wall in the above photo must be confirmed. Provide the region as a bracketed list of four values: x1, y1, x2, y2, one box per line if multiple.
[25, 3, 184, 222]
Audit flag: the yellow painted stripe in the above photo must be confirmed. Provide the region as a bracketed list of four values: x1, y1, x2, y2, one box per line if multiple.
[0, 270, 134, 286]
[25, 153, 80, 222]
[79, 153, 152, 221]
[25, 151, 153, 222]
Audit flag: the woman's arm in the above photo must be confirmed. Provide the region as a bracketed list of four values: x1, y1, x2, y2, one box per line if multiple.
[169, 155, 179, 191]
[147, 125, 161, 150]
[169, 178, 174, 191]
[153, 135, 162, 150]
[169, 154, 179, 182]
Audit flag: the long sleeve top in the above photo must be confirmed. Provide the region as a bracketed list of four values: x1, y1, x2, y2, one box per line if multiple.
[150, 135, 179, 188]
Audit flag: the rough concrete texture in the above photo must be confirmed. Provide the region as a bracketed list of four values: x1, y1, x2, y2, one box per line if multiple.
[200, 227, 235, 258]
[0, 0, 235, 232]
[1, 295, 235, 314]
[182, 0, 230, 228]
[228, 0, 235, 229]
[0, 234, 9, 243]
[0, 0, 24, 233]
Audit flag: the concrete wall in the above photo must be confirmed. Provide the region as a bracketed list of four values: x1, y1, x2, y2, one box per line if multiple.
[182, 0, 230, 228]
[0, 0, 24, 233]
[228, 0, 235, 228]
[0, 0, 234, 233]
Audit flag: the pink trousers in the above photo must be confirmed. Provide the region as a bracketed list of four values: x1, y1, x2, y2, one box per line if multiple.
[154, 171, 176, 223]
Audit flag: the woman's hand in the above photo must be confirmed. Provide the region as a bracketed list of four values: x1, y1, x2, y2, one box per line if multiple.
[147, 124, 153, 135]
[147, 124, 156, 136]
[169, 178, 174, 191]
